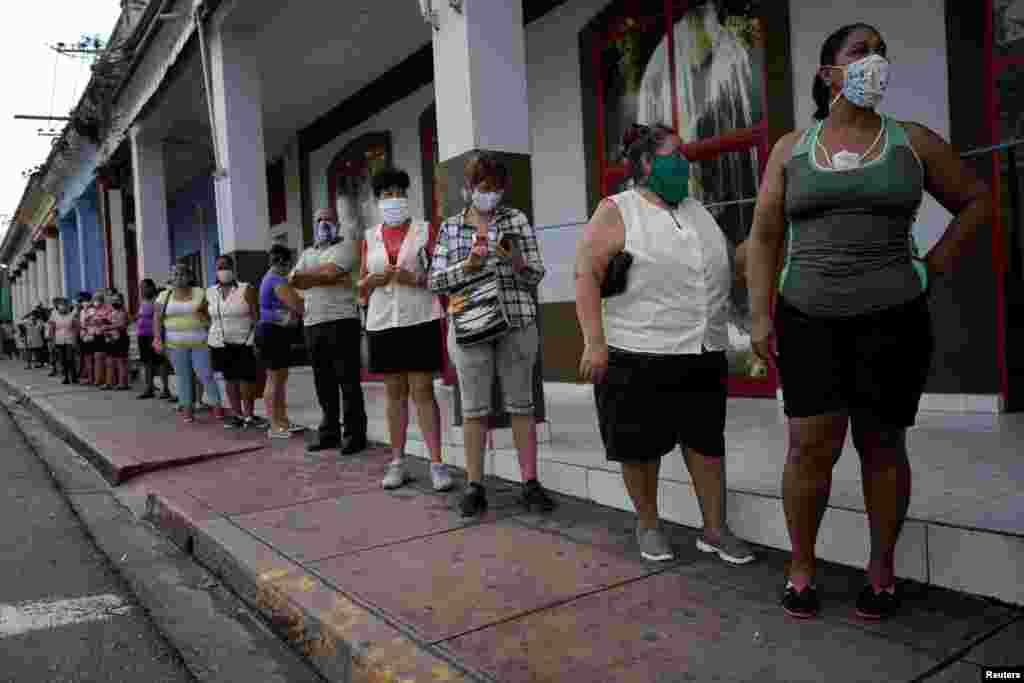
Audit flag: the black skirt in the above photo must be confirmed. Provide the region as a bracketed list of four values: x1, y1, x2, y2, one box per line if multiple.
[366, 319, 444, 375]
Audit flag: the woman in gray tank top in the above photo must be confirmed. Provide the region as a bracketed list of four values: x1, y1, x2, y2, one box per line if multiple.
[745, 23, 992, 620]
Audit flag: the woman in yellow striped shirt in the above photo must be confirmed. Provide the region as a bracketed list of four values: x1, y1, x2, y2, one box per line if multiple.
[153, 261, 225, 423]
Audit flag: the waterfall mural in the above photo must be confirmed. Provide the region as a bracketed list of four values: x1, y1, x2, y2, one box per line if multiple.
[584, 0, 781, 388]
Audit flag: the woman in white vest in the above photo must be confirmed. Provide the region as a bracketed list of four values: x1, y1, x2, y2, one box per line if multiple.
[358, 168, 452, 493]
[575, 123, 755, 566]
[154, 260, 225, 424]
[203, 254, 268, 430]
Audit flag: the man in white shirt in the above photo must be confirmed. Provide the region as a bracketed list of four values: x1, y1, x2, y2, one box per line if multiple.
[289, 207, 368, 454]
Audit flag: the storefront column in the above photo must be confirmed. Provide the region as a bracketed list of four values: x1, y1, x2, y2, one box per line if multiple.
[209, 26, 270, 283]
[12, 276, 20, 320]
[56, 232, 66, 298]
[431, 0, 545, 427]
[104, 186, 129, 297]
[27, 254, 38, 309]
[46, 228, 61, 302]
[130, 124, 173, 283]
[35, 240, 49, 307]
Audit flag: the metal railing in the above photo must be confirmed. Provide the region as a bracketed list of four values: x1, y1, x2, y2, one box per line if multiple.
[961, 139, 1023, 279]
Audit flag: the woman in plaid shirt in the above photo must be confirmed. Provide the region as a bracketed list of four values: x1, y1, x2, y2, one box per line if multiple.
[428, 153, 556, 518]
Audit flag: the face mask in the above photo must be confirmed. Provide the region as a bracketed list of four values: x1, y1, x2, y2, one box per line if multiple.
[471, 190, 502, 213]
[378, 198, 410, 226]
[315, 221, 337, 244]
[829, 54, 890, 110]
[645, 152, 691, 205]
[217, 269, 236, 284]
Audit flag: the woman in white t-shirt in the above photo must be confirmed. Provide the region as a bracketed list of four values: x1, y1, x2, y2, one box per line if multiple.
[203, 255, 267, 430]
[576, 123, 754, 567]
[359, 168, 452, 493]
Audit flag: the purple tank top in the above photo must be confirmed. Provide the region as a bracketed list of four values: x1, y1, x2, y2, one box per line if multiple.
[137, 301, 155, 337]
[260, 272, 288, 323]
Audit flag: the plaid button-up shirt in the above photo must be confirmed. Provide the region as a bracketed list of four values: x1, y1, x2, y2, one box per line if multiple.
[428, 207, 545, 329]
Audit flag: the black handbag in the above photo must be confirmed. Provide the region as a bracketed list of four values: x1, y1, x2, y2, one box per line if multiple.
[448, 269, 511, 346]
[601, 251, 633, 298]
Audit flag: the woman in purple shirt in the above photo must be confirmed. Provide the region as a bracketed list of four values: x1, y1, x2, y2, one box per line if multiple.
[256, 245, 305, 438]
[137, 279, 173, 400]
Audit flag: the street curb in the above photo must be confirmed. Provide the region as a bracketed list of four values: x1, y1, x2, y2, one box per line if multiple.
[0, 378, 264, 485]
[147, 492, 490, 682]
[1, 377, 326, 683]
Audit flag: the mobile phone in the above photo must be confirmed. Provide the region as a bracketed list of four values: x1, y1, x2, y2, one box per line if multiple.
[499, 234, 522, 252]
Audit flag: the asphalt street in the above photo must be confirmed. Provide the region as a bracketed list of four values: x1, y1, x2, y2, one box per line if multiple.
[0, 402, 194, 683]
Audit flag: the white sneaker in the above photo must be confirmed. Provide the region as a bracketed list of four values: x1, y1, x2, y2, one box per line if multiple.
[430, 463, 453, 492]
[382, 461, 407, 490]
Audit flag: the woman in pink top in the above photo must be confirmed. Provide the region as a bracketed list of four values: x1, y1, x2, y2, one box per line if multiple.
[90, 291, 113, 389]
[105, 291, 132, 390]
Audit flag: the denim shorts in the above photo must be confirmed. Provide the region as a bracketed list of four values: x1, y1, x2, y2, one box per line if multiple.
[446, 322, 538, 419]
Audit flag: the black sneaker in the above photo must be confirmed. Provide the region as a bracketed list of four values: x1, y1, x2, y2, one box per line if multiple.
[244, 416, 270, 431]
[459, 483, 488, 518]
[521, 479, 556, 513]
[782, 582, 820, 619]
[855, 585, 900, 620]
[223, 416, 246, 430]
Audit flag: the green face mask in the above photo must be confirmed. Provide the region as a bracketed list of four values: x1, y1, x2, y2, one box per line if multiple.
[645, 153, 691, 204]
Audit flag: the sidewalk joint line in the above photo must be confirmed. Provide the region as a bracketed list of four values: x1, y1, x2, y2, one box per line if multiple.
[908, 613, 1024, 682]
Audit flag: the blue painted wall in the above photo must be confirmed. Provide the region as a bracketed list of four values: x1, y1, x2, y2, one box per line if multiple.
[59, 214, 82, 297]
[167, 174, 220, 287]
[73, 185, 106, 294]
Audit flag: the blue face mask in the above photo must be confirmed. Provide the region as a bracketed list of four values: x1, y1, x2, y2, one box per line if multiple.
[315, 221, 337, 244]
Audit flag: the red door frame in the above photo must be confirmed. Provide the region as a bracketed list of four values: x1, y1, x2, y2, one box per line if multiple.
[984, 0, 1024, 405]
[592, 0, 778, 398]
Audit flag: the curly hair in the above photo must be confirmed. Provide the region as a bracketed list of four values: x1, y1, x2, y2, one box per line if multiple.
[621, 123, 678, 185]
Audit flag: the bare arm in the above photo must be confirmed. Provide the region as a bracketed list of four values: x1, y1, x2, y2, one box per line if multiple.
[575, 199, 626, 348]
[903, 122, 993, 276]
[244, 285, 260, 323]
[747, 131, 799, 330]
[575, 199, 626, 383]
[274, 283, 305, 317]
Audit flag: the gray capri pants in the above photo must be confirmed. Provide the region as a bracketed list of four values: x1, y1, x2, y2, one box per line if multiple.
[446, 322, 538, 419]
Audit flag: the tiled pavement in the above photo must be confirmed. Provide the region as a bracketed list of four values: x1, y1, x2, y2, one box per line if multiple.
[1, 360, 1021, 682]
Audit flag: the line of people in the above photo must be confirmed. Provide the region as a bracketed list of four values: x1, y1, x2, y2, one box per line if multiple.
[2, 22, 991, 624]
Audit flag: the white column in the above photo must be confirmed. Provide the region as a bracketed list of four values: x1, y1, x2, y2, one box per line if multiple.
[12, 277, 19, 320]
[107, 188, 129, 295]
[36, 244, 50, 307]
[27, 258, 37, 309]
[433, 0, 531, 162]
[130, 124, 173, 282]
[209, 26, 270, 256]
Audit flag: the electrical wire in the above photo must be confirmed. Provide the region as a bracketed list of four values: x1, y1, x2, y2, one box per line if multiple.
[46, 50, 60, 134]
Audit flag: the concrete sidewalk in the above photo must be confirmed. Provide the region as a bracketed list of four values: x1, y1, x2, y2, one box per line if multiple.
[2, 359, 1021, 682]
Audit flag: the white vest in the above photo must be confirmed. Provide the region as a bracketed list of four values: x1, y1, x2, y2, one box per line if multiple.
[602, 190, 731, 355]
[364, 220, 443, 332]
[207, 283, 255, 347]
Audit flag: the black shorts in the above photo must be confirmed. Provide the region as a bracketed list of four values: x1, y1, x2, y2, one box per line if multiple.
[254, 323, 295, 371]
[105, 334, 130, 358]
[775, 295, 933, 428]
[366, 319, 444, 375]
[594, 347, 728, 462]
[91, 337, 108, 354]
[211, 344, 263, 382]
[137, 336, 161, 366]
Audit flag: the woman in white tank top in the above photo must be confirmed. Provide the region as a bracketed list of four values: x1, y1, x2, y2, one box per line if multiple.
[203, 255, 267, 430]
[576, 123, 754, 566]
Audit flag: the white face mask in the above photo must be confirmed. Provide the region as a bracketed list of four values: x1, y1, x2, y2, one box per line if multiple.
[315, 220, 337, 245]
[378, 198, 410, 226]
[471, 190, 502, 213]
[829, 54, 890, 111]
[217, 269, 236, 284]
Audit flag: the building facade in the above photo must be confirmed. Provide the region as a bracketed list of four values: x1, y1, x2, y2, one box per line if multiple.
[2, 0, 1021, 412]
